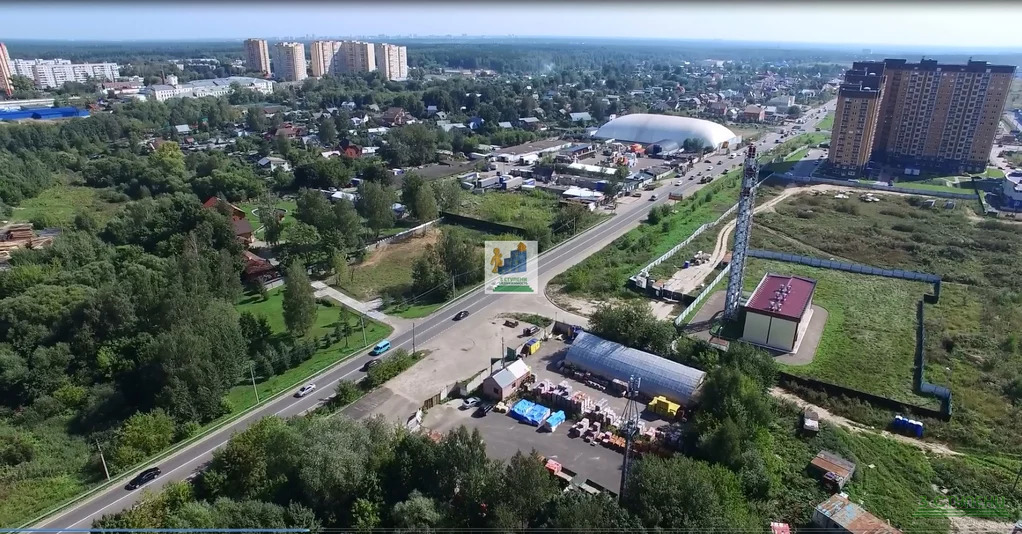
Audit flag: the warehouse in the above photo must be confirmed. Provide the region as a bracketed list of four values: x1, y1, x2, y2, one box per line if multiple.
[593, 114, 741, 152]
[741, 273, 817, 353]
[563, 332, 706, 406]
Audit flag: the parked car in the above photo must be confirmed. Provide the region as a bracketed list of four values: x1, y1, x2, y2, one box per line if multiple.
[125, 467, 161, 490]
[295, 383, 317, 398]
[474, 402, 495, 417]
[524, 325, 540, 336]
[462, 397, 481, 410]
[454, 310, 470, 321]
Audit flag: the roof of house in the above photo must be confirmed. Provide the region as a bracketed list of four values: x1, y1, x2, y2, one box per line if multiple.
[232, 218, 254, 236]
[570, 112, 593, 122]
[174, 124, 190, 133]
[520, 117, 540, 123]
[258, 156, 287, 166]
[745, 273, 816, 321]
[814, 494, 901, 534]
[744, 105, 764, 114]
[498, 121, 514, 128]
[489, 359, 531, 389]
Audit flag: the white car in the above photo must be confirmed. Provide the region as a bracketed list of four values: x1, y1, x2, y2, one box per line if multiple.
[462, 397, 481, 409]
[295, 383, 317, 398]
[674, 180, 683, 186]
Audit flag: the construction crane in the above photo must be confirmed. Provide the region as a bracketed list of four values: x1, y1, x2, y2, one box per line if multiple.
[723, 143, 761, 321]
[618, 375, 642, 500]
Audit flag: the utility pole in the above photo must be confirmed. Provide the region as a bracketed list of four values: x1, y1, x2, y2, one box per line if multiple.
[360, 313, 368, 346]
[249, 361, 260, 403]
[96, 440, 110, 481]
[451, 274, 457, 296]
[412, 322, 416, 353]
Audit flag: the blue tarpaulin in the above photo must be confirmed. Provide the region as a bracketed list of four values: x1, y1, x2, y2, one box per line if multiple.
[544, 410, 566, 431]
[511, 399, 535, 422]
[524, 403, 551, 426]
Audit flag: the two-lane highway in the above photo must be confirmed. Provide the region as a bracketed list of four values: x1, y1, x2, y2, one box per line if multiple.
[37, 100, 835, 531]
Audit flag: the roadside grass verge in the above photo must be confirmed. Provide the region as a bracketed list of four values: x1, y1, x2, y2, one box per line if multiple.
[229, 287, 392, 410]
[816, 112, 834, 130]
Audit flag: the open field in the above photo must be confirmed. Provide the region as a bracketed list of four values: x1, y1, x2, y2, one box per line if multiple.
[751, 190, 1022, 454]
[334, 228, 440, 301]
[7, 185, 123, 228]
[816, 111, 834, 130]
[457, 189, 560, 228]
[231, 287, 392, 409]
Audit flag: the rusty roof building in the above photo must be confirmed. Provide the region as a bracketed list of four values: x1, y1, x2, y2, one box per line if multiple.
[808, 450, 857, 491]
[812, 494, 901, 534]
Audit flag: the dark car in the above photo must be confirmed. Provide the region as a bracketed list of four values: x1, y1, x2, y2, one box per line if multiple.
[454, 310, 470, 321]
[125, 467, 161, 490]
[364, 359, 382, 372]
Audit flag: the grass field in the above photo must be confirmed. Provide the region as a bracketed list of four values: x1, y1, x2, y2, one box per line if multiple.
[817, 112, 834, 131]
[230, 287, 392, 409]
[236, 199, 297, 239]
[458, 189, 560, 228]
[7, 185, 122, 228]
[752, 191, 1022, 454]
[893, 181, 972, 195]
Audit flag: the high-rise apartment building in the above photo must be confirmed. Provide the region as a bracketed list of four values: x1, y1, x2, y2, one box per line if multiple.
[309, 40, 342, 77]
[244, 39, 272, 78]
[374, 43, 408, 81]
[829, 59, 1015, 176]
[11, 58, 120, 89]
[272, 42, 307, 82]
[337, 41, 376, 74]
[0, 43, 13, 97]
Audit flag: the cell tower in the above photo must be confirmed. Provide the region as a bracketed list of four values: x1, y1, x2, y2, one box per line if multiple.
[619, 375, 642, 499]
[723, 143, 761, 321]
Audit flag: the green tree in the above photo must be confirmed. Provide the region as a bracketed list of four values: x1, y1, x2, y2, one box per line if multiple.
[245, 107, 266, 132]
[432, 179, 463, 213]
[110, 409, 177, 470]
[318, 116, 338, 145]
[412, 187, 439, 222]
[355, 182, 395, 238]
[331, 250, 348, 285]
[787, 105, 802, 118]
[282, 261, 317, 337]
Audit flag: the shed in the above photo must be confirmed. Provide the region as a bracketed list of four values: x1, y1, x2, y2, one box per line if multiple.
[482, 359, 532, 401]
[563, 332, 706, 406]
[812, 494, 901, 534]
[174, 124, 191, 134]
[741, 273, 816, 353]
[808, 450, 856, 491]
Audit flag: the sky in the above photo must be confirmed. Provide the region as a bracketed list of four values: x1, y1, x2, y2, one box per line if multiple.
[2, 3, 1021, 50]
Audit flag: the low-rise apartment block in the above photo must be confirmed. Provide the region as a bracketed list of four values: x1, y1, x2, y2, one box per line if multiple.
[12, 58, 120, 89]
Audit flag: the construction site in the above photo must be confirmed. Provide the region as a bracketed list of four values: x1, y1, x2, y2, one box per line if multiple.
[0, 223, 59, 265]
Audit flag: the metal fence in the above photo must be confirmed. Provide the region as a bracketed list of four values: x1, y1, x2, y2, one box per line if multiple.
[639, 203, 739, 275]
[775, 173, 978, 200]
[747, 249, 941, 286]
[674, 264, 731, 326]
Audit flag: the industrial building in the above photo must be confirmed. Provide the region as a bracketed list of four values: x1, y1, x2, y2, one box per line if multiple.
[143, 76, 273, 102]
[563, 332, 706, 406]
[741, 273, 817, 353]
[1003, 171, 1022, 211]
[829, 59, 1016, 176]
[593, 114, 741, 152]
[0, 106, 89, 122]
[812, 494, 901, 534]
[491, 139, 573, 163]
[244, 39, 271, 77]
[482, 359, 532, 401]
[272, 42, 307, 82]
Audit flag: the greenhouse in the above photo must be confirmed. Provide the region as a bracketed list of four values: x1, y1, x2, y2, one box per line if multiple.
[564, 332, 706, 405]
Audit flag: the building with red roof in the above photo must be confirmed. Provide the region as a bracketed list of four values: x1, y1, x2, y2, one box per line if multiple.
[741, 273, 816, 352]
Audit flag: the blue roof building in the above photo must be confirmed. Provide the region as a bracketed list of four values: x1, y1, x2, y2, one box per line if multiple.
[0, 107, 90, 122]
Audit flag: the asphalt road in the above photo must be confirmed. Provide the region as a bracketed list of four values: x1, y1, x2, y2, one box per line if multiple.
[36, 100, 835, 531]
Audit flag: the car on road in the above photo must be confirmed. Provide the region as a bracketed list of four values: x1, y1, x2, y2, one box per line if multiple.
[716, 160, 723, 165]
[462, 397, 481, 410]
[674, 180, 683, 186]
[364, 359, 382, 372]
[649, 194, 658, 201]
[370, 339, 391, 356]
[125, 467, 161, 490]
[295, 383, 317, 397]
[454, 310, 470, 321]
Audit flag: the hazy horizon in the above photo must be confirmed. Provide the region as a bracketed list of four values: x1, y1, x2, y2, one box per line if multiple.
[2, 3, 1021, 51]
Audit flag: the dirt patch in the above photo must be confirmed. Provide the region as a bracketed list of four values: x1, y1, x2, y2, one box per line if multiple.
[770, 387, 961, 457]
[545, 284, 606, 318]
[360, 228, 440, 268]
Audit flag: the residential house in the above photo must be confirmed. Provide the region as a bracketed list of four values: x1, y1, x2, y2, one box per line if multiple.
[380, 107, 413, 127]
[258, 156, 291, 171]
[233, 219, 255, 247]
[468, 116, 485, 130]
[242, 250, 278, 283]
[569, 112, 593, 123]
[202, 196, 246, 220]
[708, 101, 728, 116]
[807, 450, 856, 491]
[425, 105, 439, 115]
[812, 494, 901, 534]
[201, 197, 253, 246]
[437, 120, 466, 133]
[498, 121, 514, 129]
[269, 123, 304, 140]
[339, 139, 363, 158]
[742, 105, 766, 122]
[341, 101, 357, 110]
[520, 117, 542, 131]
[350, 113, 370, 126]
[174, 124, 191, 134]
[367, 104, 381, 112]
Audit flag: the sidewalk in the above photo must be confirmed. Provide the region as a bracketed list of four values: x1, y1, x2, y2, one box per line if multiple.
[310, 280, 395, 324]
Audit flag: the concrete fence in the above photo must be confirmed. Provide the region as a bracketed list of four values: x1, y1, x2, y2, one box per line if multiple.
[364, 218, 443, 252]
[638, 203, 739, 276]
[674, 264, 731, 326]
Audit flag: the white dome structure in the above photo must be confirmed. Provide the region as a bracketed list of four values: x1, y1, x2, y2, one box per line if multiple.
[594, 113, 741, 151]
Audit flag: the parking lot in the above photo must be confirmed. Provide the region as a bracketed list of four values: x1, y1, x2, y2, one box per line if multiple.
[421, 337, 672, 493]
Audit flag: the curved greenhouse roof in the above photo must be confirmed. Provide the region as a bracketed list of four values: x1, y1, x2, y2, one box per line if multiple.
[564, 332, 706, 405]
[593, 114, 739, 150]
